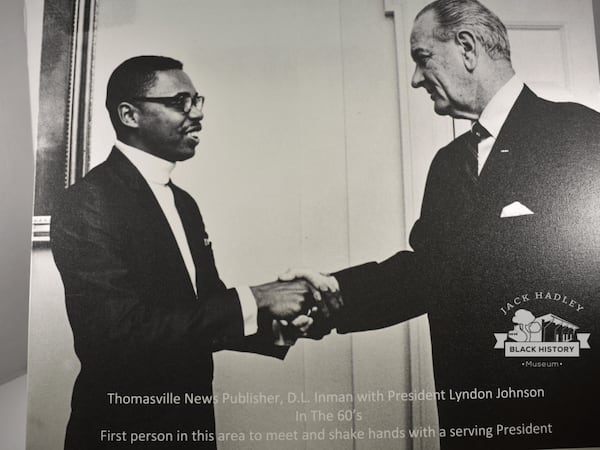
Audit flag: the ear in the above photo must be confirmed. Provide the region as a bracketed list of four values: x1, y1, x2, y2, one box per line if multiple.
[117, 102, 140, 129]
[455, 29, 478, 71]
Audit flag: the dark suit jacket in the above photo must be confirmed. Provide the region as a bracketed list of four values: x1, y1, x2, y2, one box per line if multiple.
[333, 87, 600, 449]
[51, 149, 283, 449]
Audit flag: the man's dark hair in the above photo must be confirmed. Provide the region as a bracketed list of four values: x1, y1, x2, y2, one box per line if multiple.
[105, 55, 183, 134]
[417, 0, 511, 61]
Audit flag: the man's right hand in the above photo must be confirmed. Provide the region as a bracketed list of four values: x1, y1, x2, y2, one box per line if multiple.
[278, 268, 343, 319]
[250, 280, 313, 320]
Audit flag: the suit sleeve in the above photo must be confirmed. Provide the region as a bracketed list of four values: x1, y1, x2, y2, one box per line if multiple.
[330, 147, 464, 334]
[332, 252, 427, 333]
[172, 186, 287, 359]
[51, 182, 245, 361]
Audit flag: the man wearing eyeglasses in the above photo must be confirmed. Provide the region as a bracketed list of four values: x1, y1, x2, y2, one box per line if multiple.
[51, 55, 313, 449]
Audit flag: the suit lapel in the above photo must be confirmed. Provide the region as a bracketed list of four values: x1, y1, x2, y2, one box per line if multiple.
[170, 185, 205, 290]
[106, 148, 197, 299]
[477, 86, 539, 215]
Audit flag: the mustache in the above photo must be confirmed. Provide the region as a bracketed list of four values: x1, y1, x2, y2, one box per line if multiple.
[182, 122, 202, 133]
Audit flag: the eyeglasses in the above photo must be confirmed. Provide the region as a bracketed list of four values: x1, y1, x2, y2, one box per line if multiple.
[130, 92, 205, 114]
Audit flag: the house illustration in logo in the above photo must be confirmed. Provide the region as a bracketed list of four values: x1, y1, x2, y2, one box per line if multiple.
[494, 309, 591, 357]
[508, 309, 578, 343]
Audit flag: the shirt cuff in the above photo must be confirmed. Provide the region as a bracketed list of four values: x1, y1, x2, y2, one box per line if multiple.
[236, 285, 258, 336]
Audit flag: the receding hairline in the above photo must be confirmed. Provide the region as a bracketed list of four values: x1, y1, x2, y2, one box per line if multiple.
[413, 0, 511, 61]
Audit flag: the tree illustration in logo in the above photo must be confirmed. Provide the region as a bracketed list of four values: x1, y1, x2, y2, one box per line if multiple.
[507, 309, 578, 343]
[508, 309, 539, 342]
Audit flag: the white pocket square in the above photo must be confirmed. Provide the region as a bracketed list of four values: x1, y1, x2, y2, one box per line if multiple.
[500, 201, 534, 218]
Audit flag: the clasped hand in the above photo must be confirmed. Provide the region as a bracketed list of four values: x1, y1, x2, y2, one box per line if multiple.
[250, 269, 342, 342]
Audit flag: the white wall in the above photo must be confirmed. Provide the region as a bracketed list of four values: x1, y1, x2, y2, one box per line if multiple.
[0, 0, 33, 384]
[0, 0, 33, 448]
[0, 375, 27, 450]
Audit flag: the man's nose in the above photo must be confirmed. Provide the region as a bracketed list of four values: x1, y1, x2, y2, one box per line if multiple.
[188, 104, 203, 120]
[411, 66, 424, 88]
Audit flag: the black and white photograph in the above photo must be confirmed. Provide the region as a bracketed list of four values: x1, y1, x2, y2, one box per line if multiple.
[23, 0, 600, 449]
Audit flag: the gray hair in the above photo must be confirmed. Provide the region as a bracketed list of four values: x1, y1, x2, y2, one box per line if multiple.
[417, 0, 511, 61]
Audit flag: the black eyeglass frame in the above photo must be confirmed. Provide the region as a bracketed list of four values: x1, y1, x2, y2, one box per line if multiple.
[129, 92, 205, 114]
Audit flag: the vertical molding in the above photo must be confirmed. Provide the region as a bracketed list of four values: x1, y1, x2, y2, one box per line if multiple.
[407, 317, 439, 450]
[67, 0, 97, 184]
[383, 2, 439, 449]
[32, 0, 97, 242]
[384, 0, 416, 237]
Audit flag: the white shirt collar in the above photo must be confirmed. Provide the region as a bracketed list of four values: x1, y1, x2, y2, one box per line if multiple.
[477, 75, 524, 138]
[115, 140, 175, 186]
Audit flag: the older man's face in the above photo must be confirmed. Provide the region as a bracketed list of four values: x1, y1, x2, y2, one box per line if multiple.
[410, 10, 473, 118]
[134, 69, 203, 162]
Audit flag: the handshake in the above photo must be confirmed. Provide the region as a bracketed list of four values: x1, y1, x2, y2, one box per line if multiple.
[250, 269, 344, 344]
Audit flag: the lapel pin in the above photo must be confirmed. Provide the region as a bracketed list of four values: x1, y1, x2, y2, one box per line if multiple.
[500, 149, 510, 153]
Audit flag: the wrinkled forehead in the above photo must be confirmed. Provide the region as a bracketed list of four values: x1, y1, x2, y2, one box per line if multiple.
[145, 69, 196, 96]
[410, 10, 438, 49]
[410, 11, 440, 60]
